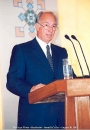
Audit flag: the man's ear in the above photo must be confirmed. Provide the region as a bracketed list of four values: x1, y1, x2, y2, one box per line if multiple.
[35, 23, 39, 31]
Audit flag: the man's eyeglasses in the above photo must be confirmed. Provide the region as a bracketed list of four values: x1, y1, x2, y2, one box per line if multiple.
[38, 23, 58, 31]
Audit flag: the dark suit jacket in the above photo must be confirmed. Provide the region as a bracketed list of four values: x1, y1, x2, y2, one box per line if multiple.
[6, 38, 69, 128]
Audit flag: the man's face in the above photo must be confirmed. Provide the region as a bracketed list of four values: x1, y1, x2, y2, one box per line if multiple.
[36, 12, 57, 44]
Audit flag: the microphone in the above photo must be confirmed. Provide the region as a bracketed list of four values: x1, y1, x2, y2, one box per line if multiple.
[65, 34, 84, 78]
[71, 35, 90, 76]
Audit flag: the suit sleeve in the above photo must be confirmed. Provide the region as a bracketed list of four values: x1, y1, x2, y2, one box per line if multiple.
[6, 45, 31, 99]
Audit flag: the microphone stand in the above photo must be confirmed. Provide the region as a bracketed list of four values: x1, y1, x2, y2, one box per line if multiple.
[71, 35, 90, 76]
[65, 35, 84, 78]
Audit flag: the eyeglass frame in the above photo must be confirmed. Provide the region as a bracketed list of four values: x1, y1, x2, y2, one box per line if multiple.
[38, 22, 58, 31]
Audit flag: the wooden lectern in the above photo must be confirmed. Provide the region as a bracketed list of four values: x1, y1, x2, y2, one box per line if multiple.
[28, 79, 90, 129]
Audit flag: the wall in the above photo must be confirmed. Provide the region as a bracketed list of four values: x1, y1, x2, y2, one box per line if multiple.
[57, 0, 90, 76]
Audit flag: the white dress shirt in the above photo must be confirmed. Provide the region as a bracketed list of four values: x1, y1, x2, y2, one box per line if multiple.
[36, 36, 52, 56]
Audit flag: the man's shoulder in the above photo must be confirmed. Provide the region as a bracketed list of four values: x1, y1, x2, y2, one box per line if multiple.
[13, 38, 36, 49]
[19, 38, 35, 47]
[51, 44, 68, 58]
[51, 44, 66, 51]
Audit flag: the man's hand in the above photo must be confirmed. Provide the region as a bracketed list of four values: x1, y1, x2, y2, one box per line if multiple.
[30, 83, 45, 92]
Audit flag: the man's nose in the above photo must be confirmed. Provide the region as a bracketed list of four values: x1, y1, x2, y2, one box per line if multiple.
[48, 26, 53, 32]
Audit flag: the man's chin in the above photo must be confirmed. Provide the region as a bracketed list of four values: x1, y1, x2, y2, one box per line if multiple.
[46, 37, 52, 42]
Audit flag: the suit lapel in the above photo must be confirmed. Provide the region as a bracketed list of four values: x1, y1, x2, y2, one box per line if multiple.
[51, 44, 61, 73]
[30, 38, 53, 73]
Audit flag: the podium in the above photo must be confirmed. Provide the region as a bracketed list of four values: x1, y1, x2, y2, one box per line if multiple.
[28, 79, 90, 129]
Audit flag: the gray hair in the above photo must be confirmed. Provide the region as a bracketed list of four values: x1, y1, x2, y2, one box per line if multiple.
[35, 11, 58, 24]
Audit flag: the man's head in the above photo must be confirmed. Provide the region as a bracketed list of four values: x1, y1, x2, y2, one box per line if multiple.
[35, 11, 58, 44]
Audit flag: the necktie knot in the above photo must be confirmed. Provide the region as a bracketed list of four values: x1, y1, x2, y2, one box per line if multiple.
[46, 45, 53, 70]
[46, 45, 50, 51]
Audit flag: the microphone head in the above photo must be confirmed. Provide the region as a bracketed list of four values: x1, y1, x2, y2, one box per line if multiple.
[64, 35, 71, 41]
[71, 35, 77, 40]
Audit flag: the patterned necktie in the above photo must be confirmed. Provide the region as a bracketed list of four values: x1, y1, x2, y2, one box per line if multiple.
[46, 45, 53, 70]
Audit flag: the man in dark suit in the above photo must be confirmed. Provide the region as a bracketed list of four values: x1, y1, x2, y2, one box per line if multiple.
[6, 11, 74, 128]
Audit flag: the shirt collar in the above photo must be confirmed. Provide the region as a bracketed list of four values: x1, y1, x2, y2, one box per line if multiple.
[36, 36, 51, 48]
[36, 36, 52, 56]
